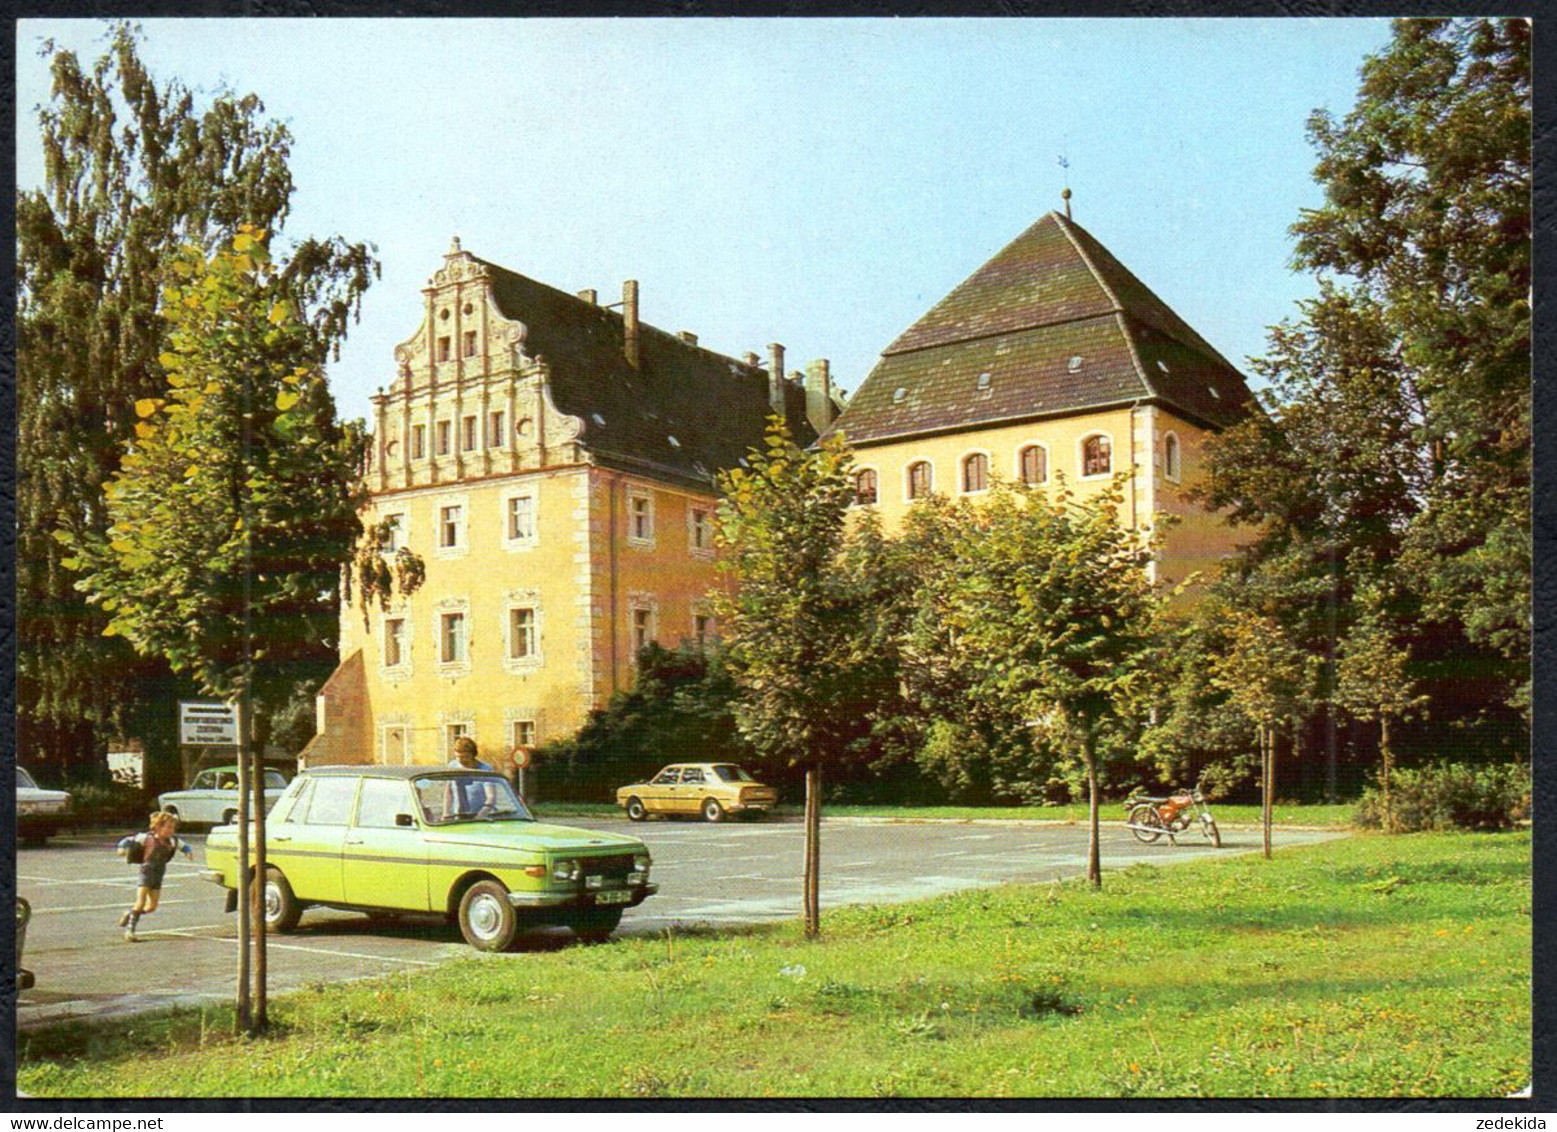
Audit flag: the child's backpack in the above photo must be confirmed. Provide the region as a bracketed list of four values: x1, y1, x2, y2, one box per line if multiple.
[121, 835, 145, 865]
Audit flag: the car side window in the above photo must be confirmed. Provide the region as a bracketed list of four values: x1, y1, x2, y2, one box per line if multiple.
[306, 778, 357, 825]
[217, 773, 238, 790]
[264, 770, 288, 790]
[192, 772, 213, 790]
[652, 769, 680, 785]
[682, 768, 705, 784]
[355, 778, 411, 829]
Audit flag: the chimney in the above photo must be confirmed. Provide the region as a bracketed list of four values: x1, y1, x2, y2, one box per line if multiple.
[622, 280, 640, 367]
[767, 343, 786, 418]
[742, 352, 759, 366]
[806, 359, 835, 434]
[577, 288, 598, 305]
[678, 330, 698, 346]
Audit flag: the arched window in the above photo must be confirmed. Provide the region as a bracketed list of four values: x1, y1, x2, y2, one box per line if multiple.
[854, 468, 878, 506]
[907, 460, 933, 500]
[1019, 444, 1047, 485]
[962, 452, 989, 494]
[1082, 434, 1112, 477]
[1163, 432, 1181, 480]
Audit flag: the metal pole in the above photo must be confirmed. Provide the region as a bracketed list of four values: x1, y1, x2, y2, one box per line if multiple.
[251, 698, 267, 1029]
[233, 698, 251, 1034]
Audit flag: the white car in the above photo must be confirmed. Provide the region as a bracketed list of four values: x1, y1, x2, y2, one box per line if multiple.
[158, 765, 289, 827]
[17, 767, 72, 845]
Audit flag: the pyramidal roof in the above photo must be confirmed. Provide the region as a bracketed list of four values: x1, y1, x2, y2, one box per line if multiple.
[828, 211, 1258, 446]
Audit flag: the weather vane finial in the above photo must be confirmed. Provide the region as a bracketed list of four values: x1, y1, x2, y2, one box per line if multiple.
[1058, 146, 1072, 220]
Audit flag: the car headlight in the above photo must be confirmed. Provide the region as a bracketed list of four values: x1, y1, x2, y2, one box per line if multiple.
[552, 859, 580, 883]
[633, 853, 651, 873]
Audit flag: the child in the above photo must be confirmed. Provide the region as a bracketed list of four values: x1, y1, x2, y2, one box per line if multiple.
[116, 811, 193, 942]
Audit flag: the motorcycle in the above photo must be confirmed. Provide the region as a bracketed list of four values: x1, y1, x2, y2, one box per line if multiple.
[1122, 778, 1221, 848]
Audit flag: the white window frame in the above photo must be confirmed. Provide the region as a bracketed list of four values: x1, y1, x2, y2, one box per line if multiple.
[851, 466, 880, 508]
[959, 449, 992, 496]
[1078, 432, 1114, 480]
[501, 487, 539, 551]
[381, 612, 412, 678]
[438, 712, 476, 759]
[434, 597, 472, 676]
[380, 718, 415, 766]
[434, 493, 469, 559]
[1162, 430, 1183, 483]
[904, 458, 935, 502]
[510, 718, 538, 751]
[501, 589, 544, 673]
[687, 502, 715, 559]
[628, 592, 659, 661]
[1015, 442, 1049, 486]
[627, 487, 656, 549]
[381, 510, 407, 555]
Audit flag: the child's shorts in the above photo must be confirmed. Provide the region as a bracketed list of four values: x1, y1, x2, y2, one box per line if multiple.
[138, 861, 168, 890]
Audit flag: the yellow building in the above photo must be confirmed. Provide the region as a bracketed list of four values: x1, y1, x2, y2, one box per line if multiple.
[824, 210, 1259, 587]
[303, 239, 835, 768]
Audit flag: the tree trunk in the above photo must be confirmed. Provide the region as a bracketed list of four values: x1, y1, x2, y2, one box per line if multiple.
[1084, 731, 1101, 889]
[250, 703, 268, 1031]
[803, 764, 821, 938]
[233, 696, 252, 1035]
[1380, 715, 1393, 833]
[1262, 722, 1274, 860]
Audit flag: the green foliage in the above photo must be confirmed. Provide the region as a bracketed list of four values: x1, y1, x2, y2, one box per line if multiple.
[536, 643, 751, 801]
[714, 420, 903, 774]
[61, 231, 417, 705]
[17, 24, 380, 771]
[1354, 762, 1530, 833]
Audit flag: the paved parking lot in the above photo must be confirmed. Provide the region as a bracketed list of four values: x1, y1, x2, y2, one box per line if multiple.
[15, 816, 1345, 1030]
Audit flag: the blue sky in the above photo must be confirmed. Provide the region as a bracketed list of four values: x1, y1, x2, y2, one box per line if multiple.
[16, 17, 1393, 422]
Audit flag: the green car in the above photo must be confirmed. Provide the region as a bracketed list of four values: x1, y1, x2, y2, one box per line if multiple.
[203, 765, 656, 951]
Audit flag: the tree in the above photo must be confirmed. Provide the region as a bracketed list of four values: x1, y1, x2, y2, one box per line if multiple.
[908, 478, 1160, 888]
[17, 23, 377, 780]
[714, 421, 889, 936]
[1335, 577, 1429, 830]
[1292, 17, 1531, 708]
[63, 231, 420, 1034]
[1209, 606, 1317, 858]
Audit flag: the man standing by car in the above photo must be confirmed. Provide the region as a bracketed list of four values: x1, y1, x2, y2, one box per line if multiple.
[445, 737, 496, 818]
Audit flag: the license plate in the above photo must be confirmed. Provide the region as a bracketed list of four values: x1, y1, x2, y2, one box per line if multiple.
[595, 889, 631, 905]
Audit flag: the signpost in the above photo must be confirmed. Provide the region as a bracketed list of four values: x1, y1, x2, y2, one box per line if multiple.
[511, 746, 533, 805]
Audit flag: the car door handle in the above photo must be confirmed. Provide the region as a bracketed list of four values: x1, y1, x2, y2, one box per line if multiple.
[272, 834, 292, 842]
[344, 836, 364, 845]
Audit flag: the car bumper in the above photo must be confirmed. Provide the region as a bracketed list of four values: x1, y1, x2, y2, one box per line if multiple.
[199, 869, 226, 885]
[507, 883, 657, 910]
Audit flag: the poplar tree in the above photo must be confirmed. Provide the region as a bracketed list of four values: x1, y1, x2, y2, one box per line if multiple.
[18, 23, 377, 776]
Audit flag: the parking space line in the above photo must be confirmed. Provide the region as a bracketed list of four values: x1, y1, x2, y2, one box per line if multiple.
[31, 898, 198, 915]
[155, 928, 442, 966]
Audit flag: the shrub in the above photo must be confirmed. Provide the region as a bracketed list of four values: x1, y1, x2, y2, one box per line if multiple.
[1354, 761, 1530, 832]
[66, 779, 153, 827]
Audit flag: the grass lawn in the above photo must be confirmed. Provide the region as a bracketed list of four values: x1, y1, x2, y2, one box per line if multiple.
[534, 800, 1357, 827]
[18, 830, 1528, 1098]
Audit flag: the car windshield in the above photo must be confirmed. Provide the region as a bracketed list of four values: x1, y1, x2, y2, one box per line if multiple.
[711, 765, 754, 783]
[16, 768, 37, 790]
[264, 770, 287, 789]
[413, 774, 534, 825]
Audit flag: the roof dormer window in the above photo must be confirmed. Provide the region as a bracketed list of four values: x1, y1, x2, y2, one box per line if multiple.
[975, 372, 992, 391]
[892, 387, 908, 404]
[1067, 356, 1083, 373]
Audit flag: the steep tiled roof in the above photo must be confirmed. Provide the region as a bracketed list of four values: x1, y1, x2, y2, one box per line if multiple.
[829, 212, 1257, 445]
[481, 260, 814, 488]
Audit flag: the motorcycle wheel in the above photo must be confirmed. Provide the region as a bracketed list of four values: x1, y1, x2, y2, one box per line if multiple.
[1205, 820, 1222, 849]
[1128, 804, 1163, 844]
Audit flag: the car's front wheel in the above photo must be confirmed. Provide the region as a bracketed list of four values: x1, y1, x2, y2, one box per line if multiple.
[458, 879, 520, 952]
[567, 907, 623, 944]
[221, 809, 237, 826]
[702, 798, 725, 823]
[625, 797, 647, 822]
[264, 867, 303, 932]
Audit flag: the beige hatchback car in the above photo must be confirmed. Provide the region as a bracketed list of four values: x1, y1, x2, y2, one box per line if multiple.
[617, 763, 778, 823]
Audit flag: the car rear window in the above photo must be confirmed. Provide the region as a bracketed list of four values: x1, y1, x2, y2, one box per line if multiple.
[711, 765, 753, 783]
